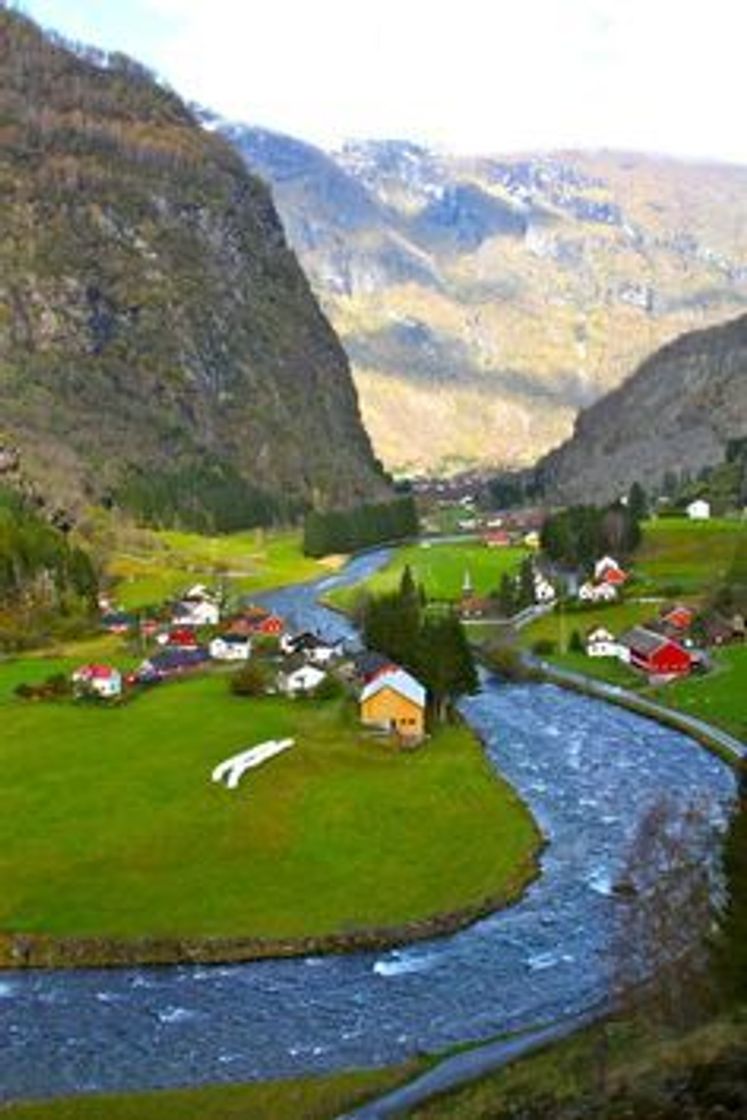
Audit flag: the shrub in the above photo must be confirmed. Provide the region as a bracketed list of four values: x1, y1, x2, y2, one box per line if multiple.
[569, 629, 584, 653]
[229, 661, 268, 697]
[313, 675, 344, 701]
[532, 638, 557, 655]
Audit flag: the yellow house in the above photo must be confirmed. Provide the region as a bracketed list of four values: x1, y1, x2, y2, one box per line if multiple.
[360, 668, 426, 740]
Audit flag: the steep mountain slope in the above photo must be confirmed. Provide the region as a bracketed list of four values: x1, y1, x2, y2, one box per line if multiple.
[225, 126, 747, 474]
[0, 10, 386, 526]
[536, 313, 747, 504]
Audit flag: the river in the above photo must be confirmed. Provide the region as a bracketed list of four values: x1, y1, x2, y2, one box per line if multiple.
[0, 548, 736, 1101]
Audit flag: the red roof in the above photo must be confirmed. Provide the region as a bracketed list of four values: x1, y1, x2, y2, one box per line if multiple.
[76, 663, 118, 679]
[167, 628, 198, 647]
[483, 530, 511, 546]
[662, 606, 694, 631]
[601, 567, 627, 585]
[255, 614, 283, 634]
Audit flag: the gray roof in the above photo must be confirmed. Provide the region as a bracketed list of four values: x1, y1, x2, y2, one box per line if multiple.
[361, 668, 426, 708]
[618, 626, 668, 656]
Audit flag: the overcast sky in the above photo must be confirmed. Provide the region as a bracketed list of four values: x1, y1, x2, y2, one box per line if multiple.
[20, 0, 747, 162]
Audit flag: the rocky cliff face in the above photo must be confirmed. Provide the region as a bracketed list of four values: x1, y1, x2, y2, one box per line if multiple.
[223, 124, 747, 474]
[536, 313, 747, 504]
[0, 11, 386, 524]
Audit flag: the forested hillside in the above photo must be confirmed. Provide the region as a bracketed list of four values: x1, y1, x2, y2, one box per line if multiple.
[0, 8, 387, 529]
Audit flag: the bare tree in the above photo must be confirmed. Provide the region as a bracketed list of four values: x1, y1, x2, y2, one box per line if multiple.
[609, 796, 719, 1034]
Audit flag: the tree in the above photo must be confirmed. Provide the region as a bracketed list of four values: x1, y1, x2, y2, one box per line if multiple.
[229, 662, 268, 697]
[628, 482, 648, 522]
[714, 766, 747, 1006]
[609, 797, 718, 1033]
[498, 572, 515, 617]
[569, 628, 584, 653]
[419, 612, 478, 721]
[516, 557, 536, 610]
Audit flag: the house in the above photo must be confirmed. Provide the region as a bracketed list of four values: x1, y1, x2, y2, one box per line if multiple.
[662, 605, 695, 632]
[687, 499, 711, 521]
[253, 613, 284, 636]
[100, 610, 136, 634]
[165, 627, 199, 649]
[600, 566, 627, 587]
[579, 581, 618, 603]
[139, 618, 160, 638]
[483, 530, 512, 548]
[136, 646, 210, 682]
[460, 595, 493, 619]
[209, 634, 252, 661]
[594, 556, 620, 580]
[533, 573, 556, 603]
[278, 664, 327, 695]
[72, 664, 122, 698]
[353, 650, 398, 684]
[618, 627, 692, 676]
[360, 668, 427, 741]
[172, 598, 220, 627]
[586, 627, 623, 659]
[524, 530, 540, 549]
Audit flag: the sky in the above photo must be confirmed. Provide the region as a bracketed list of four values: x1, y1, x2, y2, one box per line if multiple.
[18, 0, 747, 163]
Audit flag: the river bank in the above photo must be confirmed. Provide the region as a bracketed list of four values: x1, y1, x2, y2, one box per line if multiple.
[0, 545, 737, 1104]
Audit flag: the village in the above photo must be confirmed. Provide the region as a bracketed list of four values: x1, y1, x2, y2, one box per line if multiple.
[71, 581, 429, 748]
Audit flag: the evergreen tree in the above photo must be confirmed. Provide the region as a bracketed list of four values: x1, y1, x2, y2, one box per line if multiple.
[516, 557, 536, 609]
[498, 572, 515, 617]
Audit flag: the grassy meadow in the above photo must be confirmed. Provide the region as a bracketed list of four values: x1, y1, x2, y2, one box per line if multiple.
[105, 528, 330, 611]
[632, 517, 744, 598]
[0, 668, 539, 945]
[326, 538, 528, 611]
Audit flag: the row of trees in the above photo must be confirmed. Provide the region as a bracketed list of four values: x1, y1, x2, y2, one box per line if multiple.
[303, 496, 418, 558]
[361, 567, 478, 721]
[116, 463, 302, 534]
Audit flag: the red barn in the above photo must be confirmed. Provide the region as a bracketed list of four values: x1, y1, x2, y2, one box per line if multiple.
[621, 627, 692, 676]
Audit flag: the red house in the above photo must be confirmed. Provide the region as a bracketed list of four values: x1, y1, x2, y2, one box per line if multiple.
[483, 530, 512, 548]
[662, 605, 694, 632]
[254, 613, 284, 636]
[167, 627, 198, 648]
[620, 627, 692, 676]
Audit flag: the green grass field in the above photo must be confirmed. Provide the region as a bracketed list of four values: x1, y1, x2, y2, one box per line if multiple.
[520, 601, 658, 652]
[107, 529, 329, 610]
[327, 539, 528, 611]
[642, 644, 747, 741]
[1, 1065, 418, 1120]
[0, 668, 539, 943]
[633, 517, 745, 597]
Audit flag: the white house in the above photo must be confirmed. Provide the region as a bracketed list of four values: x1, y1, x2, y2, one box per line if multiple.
[687, 499, 711, 521]
[172, 599, 220, 627]
[594, 556, 621, 581]
[279, 664, 327, 695]
[533, 573, 556, 603]
[209, 634, 252, 662]
[579, 581, 618, 603]
[72, 664, 123, 698]
[586, 627, 621, 658]
[306, 642, 341, 667]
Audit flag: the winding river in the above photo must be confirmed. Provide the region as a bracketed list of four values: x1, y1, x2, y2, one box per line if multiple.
[0, 549, 736, 1101]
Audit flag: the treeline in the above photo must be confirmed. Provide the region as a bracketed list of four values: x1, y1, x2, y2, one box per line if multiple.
[362, 567, 478, 721]
[540, 491, 644, 570]
[0, 488, 97, 649]
[116, 463, 302, 534]
[303, 496, 418, 558]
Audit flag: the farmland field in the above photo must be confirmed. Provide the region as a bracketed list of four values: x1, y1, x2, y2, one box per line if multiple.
[633, 517, 744, 597]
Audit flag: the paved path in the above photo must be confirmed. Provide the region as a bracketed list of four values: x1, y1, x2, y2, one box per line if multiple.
[338, 1008, 601, 1119]
[526, 655, 745, 762]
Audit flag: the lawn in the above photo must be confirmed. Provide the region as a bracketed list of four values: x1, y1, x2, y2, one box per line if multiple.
[326, 539, 528, 612]
[1, 1064, 419, 1120]
[642, 644, 747, 742]
[632, 517, 745, 598]
[106, 528, 329, 610]
[0, 669, 539, 945]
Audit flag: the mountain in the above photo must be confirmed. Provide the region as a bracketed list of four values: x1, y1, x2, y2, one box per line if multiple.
[535, 313, 747, 504]
[222, 124, 747, 474]
[0, 11, 387, 528]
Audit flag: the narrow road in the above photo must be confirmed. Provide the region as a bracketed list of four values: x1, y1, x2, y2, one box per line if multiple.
[338, 1008, 601, 1119]
[525, 655, 745, 762]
